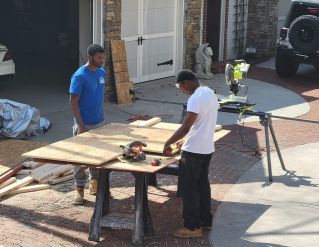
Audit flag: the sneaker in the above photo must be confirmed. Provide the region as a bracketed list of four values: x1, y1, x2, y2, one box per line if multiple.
[74, 187, 84, 205]
[89, 179, 98, 195]
[172, 227, 202, 238]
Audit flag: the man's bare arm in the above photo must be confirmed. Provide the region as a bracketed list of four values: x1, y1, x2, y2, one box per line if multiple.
[69, 94, 88, 133]
[163, 112, 197, 153]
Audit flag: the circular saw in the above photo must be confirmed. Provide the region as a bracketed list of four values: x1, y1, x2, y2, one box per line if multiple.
[120, 141, 147, 161]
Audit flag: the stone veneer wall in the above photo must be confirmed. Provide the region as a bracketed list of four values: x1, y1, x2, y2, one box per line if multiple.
[184, 0, 203, 70]
[103, 0, 202, 99]
[246, 0, 278, 58]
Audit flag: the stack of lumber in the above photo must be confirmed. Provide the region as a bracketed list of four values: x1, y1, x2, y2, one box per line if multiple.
[0, 160, 74, 198]
[0, 139, 75, 199]
[111, 40, 134, 105]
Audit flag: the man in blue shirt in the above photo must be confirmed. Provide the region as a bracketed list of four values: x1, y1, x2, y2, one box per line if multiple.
[69, 44, 106, 205]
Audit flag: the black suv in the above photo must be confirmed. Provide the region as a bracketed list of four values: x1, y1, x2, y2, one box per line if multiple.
[276, 0, 319, 77]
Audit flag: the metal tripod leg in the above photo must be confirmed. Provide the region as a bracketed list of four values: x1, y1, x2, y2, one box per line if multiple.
[268, 117, 286, 171]
[261, 115, 273, 181]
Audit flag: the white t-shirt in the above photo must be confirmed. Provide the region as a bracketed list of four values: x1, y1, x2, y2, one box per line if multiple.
[181, 86, 219, 154]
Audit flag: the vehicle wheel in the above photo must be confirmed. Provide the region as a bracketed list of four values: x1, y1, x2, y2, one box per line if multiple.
[275, 49, 299, 77]
[289, 15, 319, 55]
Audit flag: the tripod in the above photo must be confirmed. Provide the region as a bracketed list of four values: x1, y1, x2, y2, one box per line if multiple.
[217, 106, 286, 181]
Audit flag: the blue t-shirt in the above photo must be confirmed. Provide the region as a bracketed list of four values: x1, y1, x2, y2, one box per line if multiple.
[69, 65, 106, 125]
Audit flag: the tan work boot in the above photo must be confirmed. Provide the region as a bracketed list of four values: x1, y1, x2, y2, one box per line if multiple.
[74, 187, 84, 205]
[172, 227, 202, 238]
[89, 179, 98, 195]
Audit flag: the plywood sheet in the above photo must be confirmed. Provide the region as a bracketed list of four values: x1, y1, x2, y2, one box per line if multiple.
[111, 40, 127, 62]
[113, 61, 128, 73]
[115, 81, 134, 104]
[0, 140, 46, 176]
[23, 123, 178, 166]
[90, 123, 178, 153]
[102, 154, 180, 173]
[114, 72, 129, 84]
[23, 124, 231, 167]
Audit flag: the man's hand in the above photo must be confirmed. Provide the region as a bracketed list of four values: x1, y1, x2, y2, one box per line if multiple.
[163, 142, 173, 157]
[176, 140, 184, 149]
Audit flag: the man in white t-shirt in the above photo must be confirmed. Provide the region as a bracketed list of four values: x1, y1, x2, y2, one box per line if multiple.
[163, 69, 219, 238]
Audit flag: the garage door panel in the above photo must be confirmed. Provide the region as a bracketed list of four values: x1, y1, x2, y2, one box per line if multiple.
[143, 8, 175, 35]
[122, 0, 139, 37]
[141, 36, 174, 76]
[126, 40, 138, 79]
[142, 0, 175, 9]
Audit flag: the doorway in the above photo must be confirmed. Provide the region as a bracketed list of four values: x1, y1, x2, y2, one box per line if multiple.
[206, 0, 222, 61]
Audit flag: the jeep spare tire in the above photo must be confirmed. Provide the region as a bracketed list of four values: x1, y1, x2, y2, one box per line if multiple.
[289, 15, 319, 55]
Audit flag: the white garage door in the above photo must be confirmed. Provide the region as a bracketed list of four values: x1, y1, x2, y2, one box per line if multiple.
[121, 0, 177, 83]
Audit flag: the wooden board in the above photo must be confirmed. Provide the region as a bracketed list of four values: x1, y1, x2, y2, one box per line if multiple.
[0, 177, 17, 189]
[113, 61, 128, 73]
[0, 140, 46, 176]
[115, 81, 134, 104]
[114, 71, 129, 84]
[0, 176, 34, 198]
[129, 117, 162, 127]
[8, 184, 50, 195]
[111, 40, 127, 62]
[102, 154, 180, 173]
[152, 122, 181, 130]
[22, 123, 179, 166]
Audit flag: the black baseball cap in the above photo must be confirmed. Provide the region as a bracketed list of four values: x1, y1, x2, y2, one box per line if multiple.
[175, 69, 198, 84]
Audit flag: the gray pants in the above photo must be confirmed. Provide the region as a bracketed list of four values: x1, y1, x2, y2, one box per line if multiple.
[73, 121, 105, 188]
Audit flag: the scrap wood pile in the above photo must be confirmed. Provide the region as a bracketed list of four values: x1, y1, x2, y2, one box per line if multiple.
[0, 160, 75, 198]
[0, 140, 75, 199]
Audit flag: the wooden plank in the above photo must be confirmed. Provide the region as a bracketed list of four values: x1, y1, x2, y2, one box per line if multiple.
[22, 161, 43, 169]
[48, 174, 74, 185]
[111, 40, 127, 62]
[113, 61, 128, 73]
[102, 154, 180, 173]
[0, 176, 34, 198]
[8, 184, 50, 195]
[16, 169, 32, 175]
[0, 140, 46, 176]
[114, 72, 129, 84]
[31, 163, 60, 178]
[35, 165, 73, 182]
[152, 122, 181, 130]
[129, 117, 161, 127]
[115, 81, 134, 105]
[0, 177, 17, 189]
[0, 165, 23, 184]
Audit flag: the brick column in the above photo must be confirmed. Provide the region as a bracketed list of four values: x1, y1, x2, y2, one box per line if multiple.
[246, 0, 279, 58]
[184, 0, 203, 70]
[104, 0, 121, 102]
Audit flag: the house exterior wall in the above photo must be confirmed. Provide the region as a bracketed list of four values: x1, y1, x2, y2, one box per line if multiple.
[103, 0, 202, 99]
[246, 0, 279, 58]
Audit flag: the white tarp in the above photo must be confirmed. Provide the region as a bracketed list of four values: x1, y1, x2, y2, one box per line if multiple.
[0, 99, 51, 139]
